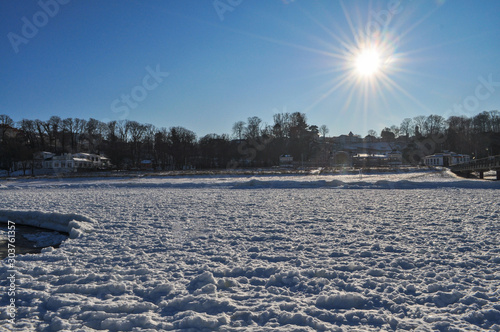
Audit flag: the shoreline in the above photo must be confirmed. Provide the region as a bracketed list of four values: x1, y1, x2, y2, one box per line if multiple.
[1, 166, 430, 181]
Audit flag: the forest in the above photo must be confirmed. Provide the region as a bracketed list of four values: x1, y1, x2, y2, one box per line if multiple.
[0, 110, 499, 173]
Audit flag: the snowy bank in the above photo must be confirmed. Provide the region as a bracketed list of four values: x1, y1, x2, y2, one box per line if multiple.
[0, 210, 96, 239]
[1, 169, 499, 191]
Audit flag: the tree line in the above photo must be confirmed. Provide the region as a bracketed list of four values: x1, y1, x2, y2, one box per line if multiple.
[0, 110, 499, 173]
[375, 110, 500, 160]
[0, 112, 323, 172]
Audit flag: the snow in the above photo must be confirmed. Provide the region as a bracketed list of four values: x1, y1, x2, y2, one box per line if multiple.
[316, 293, 368, 309]
[0, 169, 499, 331]
[0, 209, 96, 238]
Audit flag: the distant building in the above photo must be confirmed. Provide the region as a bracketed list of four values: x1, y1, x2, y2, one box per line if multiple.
[38, 152, 110, 172]
[352, 150, 403, 168]
[279, 155, 293, 167]
[335, 132, 363, 146]
[140, 160, 154, 171]
[332, 131, 407, 163]
[387, 151, 403, 166]
[363, 135, 378, 143]
[352, 153, 385, 167]
[423, 152, 470, 167]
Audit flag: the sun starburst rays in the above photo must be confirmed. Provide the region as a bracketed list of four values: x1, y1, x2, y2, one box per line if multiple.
[295, 7, 422, 127]
[355, 48, 381, 76]
[228, 2, 440, 132]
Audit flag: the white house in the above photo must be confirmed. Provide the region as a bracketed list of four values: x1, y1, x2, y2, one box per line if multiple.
[450, 153, 470, 165]
[72, 153, 110, 168]
[43, 153, 110, 171]
[11, 152, 110, 175]
[424, 152, 470, 167]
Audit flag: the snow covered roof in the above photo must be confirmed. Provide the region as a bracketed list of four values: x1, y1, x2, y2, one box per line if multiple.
[355, 154, 386, 158]
[425, 151, 469, 158]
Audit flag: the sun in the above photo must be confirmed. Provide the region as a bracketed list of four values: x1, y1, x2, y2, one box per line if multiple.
[355, 48, 381, 76]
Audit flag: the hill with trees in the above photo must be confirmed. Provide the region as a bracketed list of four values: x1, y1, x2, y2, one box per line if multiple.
[0, 110, 499, 173]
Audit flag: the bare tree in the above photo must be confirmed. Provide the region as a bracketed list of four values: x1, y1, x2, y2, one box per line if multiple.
[0, 114, 14, 126]
[232, 121, 245, 140]
[49, 116, 61, 152]
[34, 119, 46, 151]
[94, 120, 108, 153]
[154, 127, 170, 170]
[74, 118, 87, 152]
[18, 119, 38, 149]
[319, 125, 329, 138]
[0, 115, 15, 145]
[390, 125, 400, 138]
[490, 110, 500, 133]
[272, 113, 291, 138]
[399, 118, 413, 137]
[472, 111, 491, 133]
[245, 116, 262, 140]
[424, 114, 445, 137]
[85, 118, 100, 153]
[127, 121, 147, 166]
[41, 120, 54, 152]
[0, 114, 14, 140]
[62, 118, 75, 152]
[169, 126, 196, 169]
[260, 123, 273, 138]
[116, 120, 129, 142]
[107, 120, 117, 142]
[142, 123, 156, 161]
[413, 115, 427, 136]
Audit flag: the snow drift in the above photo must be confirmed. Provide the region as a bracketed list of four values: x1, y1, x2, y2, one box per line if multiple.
[1, 169, 498, 191]
[0, 210, 96, 238]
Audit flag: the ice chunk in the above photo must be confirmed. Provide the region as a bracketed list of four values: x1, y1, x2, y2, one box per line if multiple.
[316, 292, 367, 309]
[0, 209, 95, 237]
[187, 271, 216, 291]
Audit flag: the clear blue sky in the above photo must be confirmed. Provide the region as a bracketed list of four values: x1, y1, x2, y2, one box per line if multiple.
[1, 0, 500, 138]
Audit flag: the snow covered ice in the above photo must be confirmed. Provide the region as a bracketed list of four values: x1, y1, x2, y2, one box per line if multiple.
[1, 170, 500, 331]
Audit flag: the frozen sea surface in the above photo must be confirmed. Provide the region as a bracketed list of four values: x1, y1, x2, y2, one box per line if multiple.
[0, 224, 67, 259]
[1, 170, 499, 331]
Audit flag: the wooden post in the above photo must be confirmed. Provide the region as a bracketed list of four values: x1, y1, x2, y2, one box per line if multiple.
[479, 171, 484, 179]
[497, 170, 500, 181]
